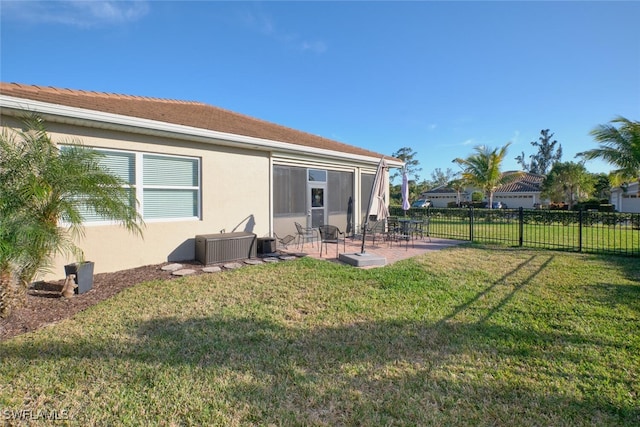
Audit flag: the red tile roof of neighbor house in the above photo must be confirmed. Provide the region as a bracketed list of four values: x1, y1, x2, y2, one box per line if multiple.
[0, 82, 392, 160]
[495, 172, 545, 193]
[425, 185, 459, 194]
[425, 172, 544, 194]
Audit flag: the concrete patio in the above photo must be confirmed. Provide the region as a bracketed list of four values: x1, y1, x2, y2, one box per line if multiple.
[281, 235, 466, 268]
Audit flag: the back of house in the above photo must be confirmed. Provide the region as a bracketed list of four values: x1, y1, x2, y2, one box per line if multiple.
[1, 82, 402, 280]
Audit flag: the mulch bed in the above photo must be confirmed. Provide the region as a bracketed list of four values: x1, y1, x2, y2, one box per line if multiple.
[0, 250, 324, 342]
[0, 261, 218, 342]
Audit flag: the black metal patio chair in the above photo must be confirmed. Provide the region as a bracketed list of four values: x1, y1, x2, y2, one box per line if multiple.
[318, 225, 346, 258]
[274, 232, 296, 250]
[415, 216, 432, 242]
[295, 222, 318, 250]
[361, 219, 386, 246]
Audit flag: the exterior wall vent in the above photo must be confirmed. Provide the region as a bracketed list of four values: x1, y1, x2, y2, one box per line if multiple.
[195, 232, 257, 265]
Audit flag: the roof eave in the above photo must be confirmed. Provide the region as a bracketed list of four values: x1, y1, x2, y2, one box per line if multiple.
[0, 95, 404, 169]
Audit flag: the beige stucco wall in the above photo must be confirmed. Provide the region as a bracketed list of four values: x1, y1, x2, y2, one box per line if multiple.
[273, 215, 307, 239]
[29, 122, 271, 281]
[2, 113, 396, 281]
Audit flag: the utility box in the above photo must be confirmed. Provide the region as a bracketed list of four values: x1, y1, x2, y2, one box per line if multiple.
[195, 232, 257, 265]
[257, 237, 276, 254]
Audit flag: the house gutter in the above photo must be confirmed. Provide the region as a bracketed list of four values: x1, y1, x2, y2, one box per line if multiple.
[0, 95, 404, 170]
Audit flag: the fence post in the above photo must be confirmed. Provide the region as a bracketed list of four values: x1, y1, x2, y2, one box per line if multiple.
[469, 206, 474, 242]
[578, 209, 583, 252]
[518, 207, 524, 247]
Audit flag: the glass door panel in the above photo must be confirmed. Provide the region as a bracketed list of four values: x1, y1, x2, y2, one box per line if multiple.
[309, 186, 325, 227]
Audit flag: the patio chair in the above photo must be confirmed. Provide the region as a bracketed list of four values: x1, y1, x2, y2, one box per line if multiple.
[318, 225, 346, 257]
[385, 216, 400, 246]
[388, 217, 416, 250]
[362, 219, 385, 246]
[415, 216, 432, 242]
[294, 222, 318, 250]
[274, 232, 296, 250]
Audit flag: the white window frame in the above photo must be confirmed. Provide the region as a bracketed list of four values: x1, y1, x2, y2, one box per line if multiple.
[62, 146, 201, 225]
[139, 152, 201, 222]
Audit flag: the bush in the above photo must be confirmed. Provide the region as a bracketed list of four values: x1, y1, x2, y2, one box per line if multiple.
[0, 115, 144, 317]
[573, 199, 601, 211]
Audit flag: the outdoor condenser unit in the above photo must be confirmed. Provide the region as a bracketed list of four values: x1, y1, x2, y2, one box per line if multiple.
[195, 232, 257, 265]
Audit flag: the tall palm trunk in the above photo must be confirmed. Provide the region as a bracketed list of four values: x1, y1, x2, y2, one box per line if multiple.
[0, 269, 10, 317]
[0, 268, 23, 318]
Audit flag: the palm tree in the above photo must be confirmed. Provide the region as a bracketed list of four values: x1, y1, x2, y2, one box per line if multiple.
[448, 178, 466, 207]
[1, 115, 143, 316]
[453, 142, 515, 208]
[577, 116, 640, 195]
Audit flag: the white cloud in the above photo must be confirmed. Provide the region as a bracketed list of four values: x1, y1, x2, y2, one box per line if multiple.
[2, 1, 149, 28]
[436, 138, 475, 149]
[239, 5, 327, 54]
[240, 8, 275, 36]
[301, 40, 327, 54]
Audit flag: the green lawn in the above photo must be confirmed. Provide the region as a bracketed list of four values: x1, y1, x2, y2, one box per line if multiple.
[1, 245, 639, 426]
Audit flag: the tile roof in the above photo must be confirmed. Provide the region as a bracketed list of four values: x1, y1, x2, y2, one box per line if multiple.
[424, 184, 462, 194]
[423, 171, 545, 194]
[495, 171, 544, 193]
[0, 82, 390, 160]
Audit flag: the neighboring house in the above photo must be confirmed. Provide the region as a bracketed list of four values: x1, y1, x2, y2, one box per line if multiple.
[421, 172, 547, 209]
[421, 184, 469, 208]
[0, 82, 402, 280]
[610, 181, 640, 213]
[493, 172, 546, 209]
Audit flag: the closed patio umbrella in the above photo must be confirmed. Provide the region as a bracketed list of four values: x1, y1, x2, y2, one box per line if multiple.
[401, 167, 410, 213]
[346, 196, 353, 235]
[361, 158, 389, 253]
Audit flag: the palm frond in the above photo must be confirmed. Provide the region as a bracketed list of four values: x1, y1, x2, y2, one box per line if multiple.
[1, 115, 144, 287]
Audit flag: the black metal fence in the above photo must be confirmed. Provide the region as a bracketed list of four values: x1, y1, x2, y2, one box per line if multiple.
[389, 206, 640, 257]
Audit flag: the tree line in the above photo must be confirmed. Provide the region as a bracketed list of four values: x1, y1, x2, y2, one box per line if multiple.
[390, 116, 640, 210]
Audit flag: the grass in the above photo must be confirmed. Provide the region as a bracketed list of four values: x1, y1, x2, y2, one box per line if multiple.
[1, 245, 639, 426]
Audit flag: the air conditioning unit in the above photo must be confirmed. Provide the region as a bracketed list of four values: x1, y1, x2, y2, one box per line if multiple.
[195, 232, 257, 265]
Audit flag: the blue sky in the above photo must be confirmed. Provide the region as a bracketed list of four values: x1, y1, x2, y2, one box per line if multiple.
[2, 1, 639, 183]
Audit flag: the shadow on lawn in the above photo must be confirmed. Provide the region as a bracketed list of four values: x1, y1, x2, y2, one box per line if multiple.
[590, 252, 640, 283]
[1, 313, 637, 424]
[437, 254, 553, 326]
[2, 252, 638, 424]
[583, 253, 640, 315]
